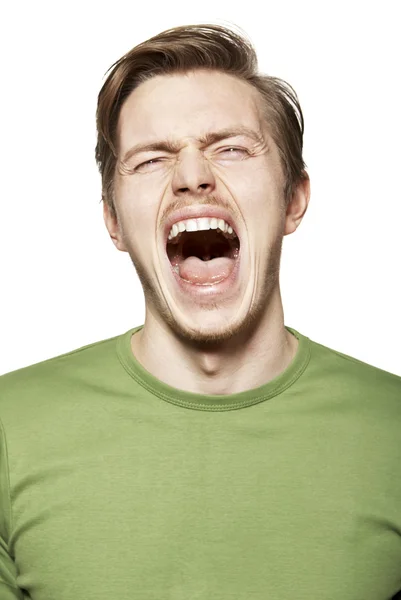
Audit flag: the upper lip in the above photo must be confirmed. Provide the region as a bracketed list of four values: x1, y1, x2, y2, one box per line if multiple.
[163, 206, 240, 243]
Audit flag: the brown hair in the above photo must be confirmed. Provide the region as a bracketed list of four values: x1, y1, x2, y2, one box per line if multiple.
[95, 23, 307, 217]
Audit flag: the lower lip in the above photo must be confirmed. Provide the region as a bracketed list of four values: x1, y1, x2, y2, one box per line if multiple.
[167, 252, 242, 298]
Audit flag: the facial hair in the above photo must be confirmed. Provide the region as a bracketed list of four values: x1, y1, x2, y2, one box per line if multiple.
[123, 221, 285, 349]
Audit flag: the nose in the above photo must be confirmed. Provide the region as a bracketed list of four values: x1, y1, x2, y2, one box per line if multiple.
[171, 149, 216, 196]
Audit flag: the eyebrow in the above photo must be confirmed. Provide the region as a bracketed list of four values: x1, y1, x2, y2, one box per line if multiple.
[120, 126, 264, 163]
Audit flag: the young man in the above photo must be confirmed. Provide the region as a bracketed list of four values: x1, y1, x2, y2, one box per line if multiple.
[1, 23, 400, 600]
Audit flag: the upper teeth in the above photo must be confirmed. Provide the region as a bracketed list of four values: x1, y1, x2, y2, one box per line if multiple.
[168, 217, 234, 241]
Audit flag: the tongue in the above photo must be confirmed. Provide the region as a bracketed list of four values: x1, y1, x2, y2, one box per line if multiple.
[178, 256, 234, 284]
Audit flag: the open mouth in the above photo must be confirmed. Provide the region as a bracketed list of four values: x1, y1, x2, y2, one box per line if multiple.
[166, 224, 240, 286]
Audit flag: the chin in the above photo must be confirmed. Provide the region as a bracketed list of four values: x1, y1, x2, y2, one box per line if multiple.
[128, 231, 283, 346]
[164, 302, 262, 346]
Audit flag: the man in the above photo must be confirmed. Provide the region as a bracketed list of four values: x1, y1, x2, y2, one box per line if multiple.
[0, 23, 400, 600]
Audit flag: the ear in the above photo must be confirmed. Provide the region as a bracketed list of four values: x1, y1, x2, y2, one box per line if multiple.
[283, 173, 311, 236]
[103, 201, 128, 252]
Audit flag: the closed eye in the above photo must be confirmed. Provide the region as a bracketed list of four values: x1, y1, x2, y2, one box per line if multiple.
[134, 157, 165, 171]
[135, 147, 249, 171]
[221, 147, 247, 153]
[218, 147, 249, 157]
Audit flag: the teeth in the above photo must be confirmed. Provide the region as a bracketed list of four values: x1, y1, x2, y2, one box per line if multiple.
[185, 220, 198, 232]
[197, 217, 210, 230]
[167, 216, 236, 242]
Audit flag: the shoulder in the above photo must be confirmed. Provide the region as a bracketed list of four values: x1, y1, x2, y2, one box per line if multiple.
[0, 331, 123, 416]
[307, 334, 401, 408]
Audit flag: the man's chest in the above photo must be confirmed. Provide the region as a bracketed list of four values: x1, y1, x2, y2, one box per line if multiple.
[9, 409, 401, 599]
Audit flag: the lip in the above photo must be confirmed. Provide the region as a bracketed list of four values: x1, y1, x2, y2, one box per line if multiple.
[163, 205, 240, 245]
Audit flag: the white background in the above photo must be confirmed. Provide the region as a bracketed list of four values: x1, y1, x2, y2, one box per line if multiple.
[1, 1, 400, 376]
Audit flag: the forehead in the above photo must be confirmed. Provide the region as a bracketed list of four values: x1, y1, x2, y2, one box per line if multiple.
[117, 70, 265, 148]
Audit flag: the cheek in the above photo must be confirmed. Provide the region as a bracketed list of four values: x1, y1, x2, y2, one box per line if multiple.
[228, 166, 273, 212]
[230, 169, 283, 238]
[117, 178, 161, 234]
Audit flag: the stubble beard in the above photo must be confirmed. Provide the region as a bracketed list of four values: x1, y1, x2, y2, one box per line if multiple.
[126, 232, 285, 349]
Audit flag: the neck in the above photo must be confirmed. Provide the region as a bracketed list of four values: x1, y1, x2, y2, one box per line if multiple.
[130, 288, 298, 396]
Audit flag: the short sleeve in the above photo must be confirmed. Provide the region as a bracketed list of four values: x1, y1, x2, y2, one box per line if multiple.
[0, 417, 23, 598]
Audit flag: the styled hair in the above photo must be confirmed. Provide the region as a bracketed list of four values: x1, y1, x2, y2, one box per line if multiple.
[95, 23, 307, 217]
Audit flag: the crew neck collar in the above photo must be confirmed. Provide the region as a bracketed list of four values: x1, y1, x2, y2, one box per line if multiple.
[116, 325, 311, 411]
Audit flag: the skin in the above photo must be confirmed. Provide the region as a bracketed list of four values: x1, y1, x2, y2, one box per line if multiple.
[103, 69, 310, 395]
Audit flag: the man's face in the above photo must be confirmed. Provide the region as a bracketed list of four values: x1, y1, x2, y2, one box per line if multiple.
[105, 69, 302, 344]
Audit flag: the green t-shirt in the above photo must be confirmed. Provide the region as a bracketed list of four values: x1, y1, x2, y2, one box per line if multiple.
[0, 325, 400, 599]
